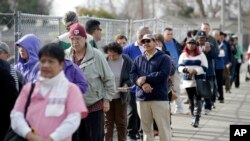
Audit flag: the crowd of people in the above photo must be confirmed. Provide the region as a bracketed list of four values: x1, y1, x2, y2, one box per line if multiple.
[0, 11, 249, 141]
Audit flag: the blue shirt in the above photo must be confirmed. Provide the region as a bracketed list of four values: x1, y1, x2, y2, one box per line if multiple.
[165, 40, 179, 67]
[123, 42, 143, 94]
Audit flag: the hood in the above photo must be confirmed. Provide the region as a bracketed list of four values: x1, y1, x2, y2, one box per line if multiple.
[16, 34, 40, 64]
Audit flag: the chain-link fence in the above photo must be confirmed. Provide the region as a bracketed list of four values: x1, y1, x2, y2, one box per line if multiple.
[0, 11, 195, 63]
[78, 16, 130, 47]
[0, 13, 15, 55]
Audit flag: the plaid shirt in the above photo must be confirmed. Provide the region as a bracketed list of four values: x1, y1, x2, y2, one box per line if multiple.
[87, 100, 103, 113]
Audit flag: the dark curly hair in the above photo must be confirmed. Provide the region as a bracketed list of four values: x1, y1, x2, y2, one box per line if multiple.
[103, 42, 123, 54]
[39, 41, 65, 63]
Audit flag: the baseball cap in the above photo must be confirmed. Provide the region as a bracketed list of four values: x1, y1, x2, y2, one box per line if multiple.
[0, 41, 10, 53]
[197, 31, 206, 37]
[141, 34, 155, 41]
[69, 23, 87, 38]
[232, 34, 238, 39]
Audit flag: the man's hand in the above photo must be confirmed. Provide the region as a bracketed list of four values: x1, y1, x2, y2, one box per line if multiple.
[142, 83, 153, 93]
[103, 100, 110, 112]
[226, 62, 232, 68]
[203, 45, 211, 52]
[136, 76, 146, 87]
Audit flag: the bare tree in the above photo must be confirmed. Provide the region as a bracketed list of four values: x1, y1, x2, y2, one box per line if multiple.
[196, 0, 206, 17]
[205, 0, 221, 17]
[108, 0, 116, 14]
[171, 0, 186, 9]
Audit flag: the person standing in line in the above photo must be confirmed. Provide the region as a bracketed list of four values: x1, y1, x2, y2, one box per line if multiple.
[85, 19, 103, 49]
[232, 35, 243, 88]
[196, 31, 218, 111]
[153, 33, 176, 136]
[228, 37, 237, 91]
[200, 23, 219, 108]
[212, 30, 227, 104]
[123, 26, 152, 140]
[10, 43, 88, 141]
[103, 42, 133, 141]
[58, 11, 80, 50]
[130, 34, 172, 141]
[0, 41, 25, 92]
[219, 32, 233, 93]
[65, 23, 116, 141]
[0, 59, 18, 140]
[58, 11, 94, 50]
[178, 38, 208, 128]
[114, 34, 128, 48]
[163, 27, 187, 114]
[15, 34, 41, 83]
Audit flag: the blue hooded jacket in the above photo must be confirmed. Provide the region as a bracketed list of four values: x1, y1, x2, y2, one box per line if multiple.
[15, 34, 40, 82]
[130, 50, 171, 101]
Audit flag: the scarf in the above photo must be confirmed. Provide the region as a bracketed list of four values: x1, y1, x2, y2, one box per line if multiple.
[37, 71, 69, 117]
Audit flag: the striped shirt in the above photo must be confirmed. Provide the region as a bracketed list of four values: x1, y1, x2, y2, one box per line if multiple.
[178, 52, 208, 88]
[10, 64, 19, 92]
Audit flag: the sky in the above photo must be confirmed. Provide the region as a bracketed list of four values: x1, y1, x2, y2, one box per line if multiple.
[50, 0, 84, 16]
[50, 0, 122, 16]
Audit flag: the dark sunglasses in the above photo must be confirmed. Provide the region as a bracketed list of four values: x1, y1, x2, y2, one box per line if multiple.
[141, 39, 151, 44]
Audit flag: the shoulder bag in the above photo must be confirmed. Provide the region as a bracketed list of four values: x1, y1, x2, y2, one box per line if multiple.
[196, 79, 212, 98]
[4, 83, 35, 141]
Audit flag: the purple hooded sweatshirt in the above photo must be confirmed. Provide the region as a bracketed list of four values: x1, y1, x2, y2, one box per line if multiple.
[15, 34, 40, 82]
[64, 59, 88, 94]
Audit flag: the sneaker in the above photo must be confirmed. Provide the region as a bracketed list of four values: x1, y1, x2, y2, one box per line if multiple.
[204, 109, 210, 115]
[127, 136, 137, 141]
[219, 100, 224, 103]
[212, 103, 216, 109]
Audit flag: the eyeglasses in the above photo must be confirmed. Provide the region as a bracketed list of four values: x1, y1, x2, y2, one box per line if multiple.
[141, 39, 151, 44]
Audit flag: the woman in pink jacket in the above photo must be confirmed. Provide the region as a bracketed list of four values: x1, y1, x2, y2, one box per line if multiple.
[10, 42, 88, 141]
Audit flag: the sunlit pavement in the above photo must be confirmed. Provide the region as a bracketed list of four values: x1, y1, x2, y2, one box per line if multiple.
[112, 63, 250, 141]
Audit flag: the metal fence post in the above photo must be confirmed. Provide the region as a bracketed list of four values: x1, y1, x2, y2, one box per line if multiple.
[58, 17, 62, 35]
[14, 10, 21, 64]
[129, 19, 133, 43]
[154, 17, 157, 33]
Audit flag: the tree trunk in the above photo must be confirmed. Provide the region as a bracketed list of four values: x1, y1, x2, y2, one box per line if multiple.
[196, 0, 206, 17]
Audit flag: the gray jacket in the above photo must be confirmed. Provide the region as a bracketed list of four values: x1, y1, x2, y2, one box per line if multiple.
[65, 45, 116, 106]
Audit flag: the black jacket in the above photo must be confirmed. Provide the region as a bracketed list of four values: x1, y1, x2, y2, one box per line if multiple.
[0, 59, 18, 140]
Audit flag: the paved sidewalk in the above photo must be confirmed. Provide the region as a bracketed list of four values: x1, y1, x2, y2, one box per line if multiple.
[169, 63, 250, 141]
[112, 63, 250, 141]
